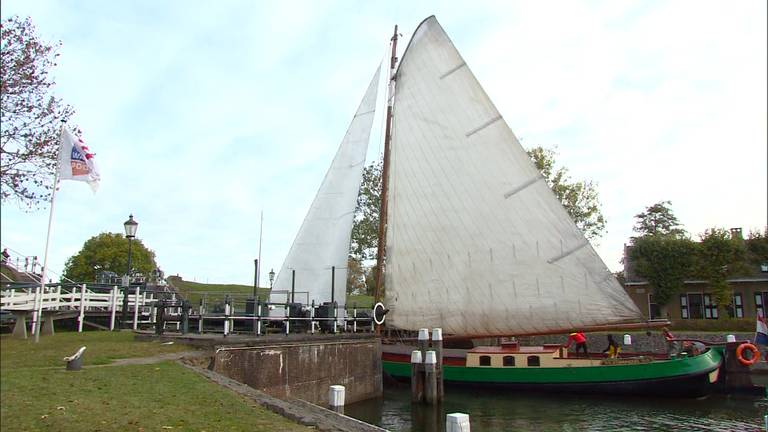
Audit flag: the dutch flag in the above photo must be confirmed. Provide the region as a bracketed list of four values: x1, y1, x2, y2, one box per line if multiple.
[755, 316, 768, 346]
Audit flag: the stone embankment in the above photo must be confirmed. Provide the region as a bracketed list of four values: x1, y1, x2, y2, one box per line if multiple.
[181, 360, 386, 432]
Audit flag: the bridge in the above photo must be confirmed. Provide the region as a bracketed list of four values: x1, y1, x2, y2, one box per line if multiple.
[1, 282, 179, 338]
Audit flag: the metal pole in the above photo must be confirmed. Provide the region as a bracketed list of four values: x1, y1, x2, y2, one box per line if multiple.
[291, 269, 296, 303]
[253, 259, 259, 298]
[258, 210, 263, 291]
[122, 237, 133, 328]
[331, 266, 335, 305]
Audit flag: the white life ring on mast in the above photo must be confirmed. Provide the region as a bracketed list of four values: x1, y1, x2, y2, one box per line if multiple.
[373, 302, 388, 325]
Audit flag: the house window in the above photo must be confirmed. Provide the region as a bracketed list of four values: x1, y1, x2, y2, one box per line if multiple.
[680, 294, 689, 319]
[479, 355, 491, 366]
[755, 292, 768, 318]
[703, 294, 718, 319]
[527, 356, 540, 367]
[688, 293, 704, 319]
[503, 356, 515, 367]
[648, 294, 660, 320]
[729, 293, 744, 318]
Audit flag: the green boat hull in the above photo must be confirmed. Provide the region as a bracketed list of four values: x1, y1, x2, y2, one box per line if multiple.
[383, 348, 723, 397]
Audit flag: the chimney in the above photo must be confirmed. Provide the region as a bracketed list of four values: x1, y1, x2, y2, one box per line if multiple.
[730, 227, 743, 241]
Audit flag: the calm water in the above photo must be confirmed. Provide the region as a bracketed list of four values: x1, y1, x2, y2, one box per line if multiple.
[345, 383, 768, 432]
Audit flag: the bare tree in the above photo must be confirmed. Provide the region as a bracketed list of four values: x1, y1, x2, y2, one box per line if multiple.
[1, 16, 76, 208]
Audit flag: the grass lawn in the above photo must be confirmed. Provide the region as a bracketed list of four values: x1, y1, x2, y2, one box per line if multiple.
[0, 331, 310, 432]
[0, 330, 189, 369]
[168, 275, 376, 310]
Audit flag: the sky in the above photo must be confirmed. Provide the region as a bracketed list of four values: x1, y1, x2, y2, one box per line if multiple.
[1, 0, 766, 287]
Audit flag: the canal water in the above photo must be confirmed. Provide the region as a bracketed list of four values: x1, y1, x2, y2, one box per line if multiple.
[345, 382, 768, 431]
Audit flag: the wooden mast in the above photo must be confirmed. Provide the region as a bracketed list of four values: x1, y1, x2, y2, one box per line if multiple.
[374, 25, 399, 322]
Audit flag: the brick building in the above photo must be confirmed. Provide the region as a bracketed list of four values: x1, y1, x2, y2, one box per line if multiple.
[622, 228, 768, 320]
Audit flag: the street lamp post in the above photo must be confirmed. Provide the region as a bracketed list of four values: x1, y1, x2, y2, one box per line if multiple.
[122, 214, 138, 329]
[269, 268, 275, 289]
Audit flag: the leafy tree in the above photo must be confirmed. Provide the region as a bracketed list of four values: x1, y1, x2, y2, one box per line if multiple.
[350, 159, 381, 261]
[63, 233, 157, 283]
[346, 257, 366, 295]
[629, 235, 696, 305]
[632, 201, 686, 238]
[1, 16, 77, 208]
[696, 228, 748, 311]
[526, 146, 606, 240]
[747, 227, 768, 264]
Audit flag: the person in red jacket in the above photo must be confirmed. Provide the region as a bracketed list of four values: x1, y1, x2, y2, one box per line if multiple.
[565, 331, 588, 357]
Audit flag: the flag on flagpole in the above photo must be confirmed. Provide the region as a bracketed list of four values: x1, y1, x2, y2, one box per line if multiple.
[58, 128, 100, 192]
[755, 316, 768, 345]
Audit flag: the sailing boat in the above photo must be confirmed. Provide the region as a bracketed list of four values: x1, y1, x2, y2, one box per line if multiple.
[271, 16, 728, 396]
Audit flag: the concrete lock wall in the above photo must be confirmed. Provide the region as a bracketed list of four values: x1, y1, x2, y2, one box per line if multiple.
[211, 336, 382, 405]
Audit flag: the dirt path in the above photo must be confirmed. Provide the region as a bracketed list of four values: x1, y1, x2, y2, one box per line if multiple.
[107, 350, 210, 366]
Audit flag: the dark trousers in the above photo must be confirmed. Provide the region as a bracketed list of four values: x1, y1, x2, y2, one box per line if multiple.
[575, 342, 588, 356]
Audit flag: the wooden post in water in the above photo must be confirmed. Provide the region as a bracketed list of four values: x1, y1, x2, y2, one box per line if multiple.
[410, 350, 424, 402]
[424, 350, 438, 404]
[418, 328, 430, 358]
[432, 328, 444, 401]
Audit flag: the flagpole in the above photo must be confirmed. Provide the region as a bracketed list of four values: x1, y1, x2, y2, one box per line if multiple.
[34, 128, 64, 342]
[257, 210, 263, 289]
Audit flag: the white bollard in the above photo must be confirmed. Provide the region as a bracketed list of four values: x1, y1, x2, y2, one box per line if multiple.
[329, 385, 345, 407]
[425, 350, 437, 365]
[446, 413, 470, 432]
[623, 334, 632, 345]
[726, 334, 736, 343]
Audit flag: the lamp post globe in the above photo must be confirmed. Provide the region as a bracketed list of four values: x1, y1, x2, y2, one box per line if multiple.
[121, 214, 138, 329]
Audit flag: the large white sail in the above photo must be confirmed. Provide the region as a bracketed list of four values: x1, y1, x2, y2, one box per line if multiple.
[383, 17, 642, 336]
[270, 66, 381, 311]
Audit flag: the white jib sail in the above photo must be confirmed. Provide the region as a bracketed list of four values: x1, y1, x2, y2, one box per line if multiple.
[270, 66, 381, 314]
[384, 16, 642, 336]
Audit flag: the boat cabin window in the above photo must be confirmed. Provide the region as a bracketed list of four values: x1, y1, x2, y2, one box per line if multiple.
[527, 356, 540, 367]
[479, 355, 491, 366]
[503, 356, 515, 367]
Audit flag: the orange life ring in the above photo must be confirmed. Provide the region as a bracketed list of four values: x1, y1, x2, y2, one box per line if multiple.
[736, 343, 760, 366]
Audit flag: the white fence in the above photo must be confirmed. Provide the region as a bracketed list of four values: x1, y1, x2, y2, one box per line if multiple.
[0, 284, 180, 333]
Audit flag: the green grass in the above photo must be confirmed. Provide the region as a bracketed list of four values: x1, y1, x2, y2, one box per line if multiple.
[0, 331, 189, 369]
[0, 331, 310, 432]
[167, 275, 376, 310]
[346, 294, 375, 309]
[167, 275, 266, 306]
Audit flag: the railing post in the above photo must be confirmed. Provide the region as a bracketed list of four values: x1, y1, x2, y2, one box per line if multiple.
[256, 301, 262, 336]
[284, 303, 290, 335]
[78, 284, 86, 332]
[55, 286, 61, 311]
[353, 306, 358, 333]
[223, 295, 230, 337]
[133, 286, 140, 330]
[109, 286, 117, 331]
[310, 300, 315, 334]
[333, 301, 338, 334]
[181, 300, 190, 334]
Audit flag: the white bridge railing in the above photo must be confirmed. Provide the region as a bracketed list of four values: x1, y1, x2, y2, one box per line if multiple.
[0, 284, 181, 334]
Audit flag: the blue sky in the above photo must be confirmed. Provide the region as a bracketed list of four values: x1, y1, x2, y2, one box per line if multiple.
[1, 0, 766, 286]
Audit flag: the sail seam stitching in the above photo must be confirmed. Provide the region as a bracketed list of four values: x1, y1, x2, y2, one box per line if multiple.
[503, 175, 543, 199]
[355, 109, 376, 117]
[547, 241, 589, 264]
[465, 115, 502, 137]
[440, 62, 466, 79]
